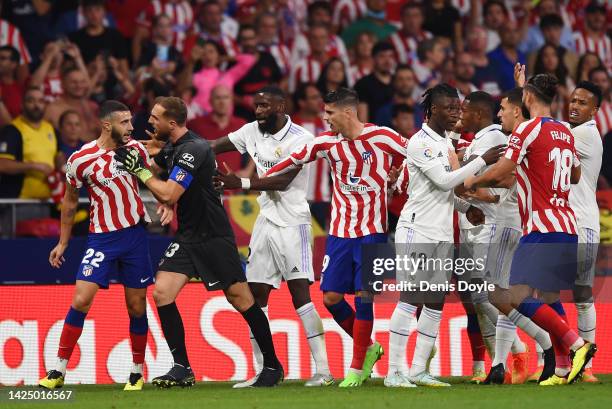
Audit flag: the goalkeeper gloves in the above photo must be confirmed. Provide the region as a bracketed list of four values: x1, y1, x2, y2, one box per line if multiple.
[114, 147, 153, 183]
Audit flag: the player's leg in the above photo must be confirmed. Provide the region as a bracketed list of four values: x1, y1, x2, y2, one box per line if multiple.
[123, 287, 148, 390]
[246, 283, 272, 376]
[461, 293, 486, 383]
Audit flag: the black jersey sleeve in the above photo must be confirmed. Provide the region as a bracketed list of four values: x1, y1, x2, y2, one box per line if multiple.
[173, 140, 210, 174]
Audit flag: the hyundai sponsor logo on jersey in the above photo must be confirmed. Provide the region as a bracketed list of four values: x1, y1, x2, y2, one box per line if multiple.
[178, 152, 195, 168]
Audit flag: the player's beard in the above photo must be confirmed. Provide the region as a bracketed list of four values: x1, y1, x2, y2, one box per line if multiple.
[520, 103, 531, 120]
[111, 127, 129, 146]
[257, 113, 278, 134]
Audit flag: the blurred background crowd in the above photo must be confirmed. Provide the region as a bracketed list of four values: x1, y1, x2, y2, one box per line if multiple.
[0, 0, 610, 236]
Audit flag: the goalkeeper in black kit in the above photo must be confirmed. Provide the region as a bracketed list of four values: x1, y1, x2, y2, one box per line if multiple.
[115, 96, 283, 388]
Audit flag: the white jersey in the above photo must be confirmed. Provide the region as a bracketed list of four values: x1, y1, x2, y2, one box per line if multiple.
[228, 116, 313, 227]
[569, 120, 602, 233]
[459, 124, 507, 230]
[398, 124, 459, 242]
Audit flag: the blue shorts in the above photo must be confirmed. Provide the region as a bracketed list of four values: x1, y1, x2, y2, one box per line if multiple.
[320, 233, 387, 294]
[509, 232, 578, 292]
[76, 224, 154, 289]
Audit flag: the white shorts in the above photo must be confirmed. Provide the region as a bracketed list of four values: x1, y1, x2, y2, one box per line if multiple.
[576, 227, 599, 287]
[246, 215, 314, 288]
[395, 227, 453, 287]
[484, 226, 521, 290]
[459, 224, 497, 280]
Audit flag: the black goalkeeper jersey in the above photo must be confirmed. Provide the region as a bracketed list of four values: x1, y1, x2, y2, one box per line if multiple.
[154, 131, 234, 242]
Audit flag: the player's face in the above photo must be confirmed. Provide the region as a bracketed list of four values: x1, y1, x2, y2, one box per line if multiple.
[149, 104, 173, 141]
[433, 96, 461, 131]
[568, 88, 598, 127]
[323, 103, 351, 134]
[459, 100, 478, 133]
[498, 98, 519, 133]
[254, 93, 283, 133]
[107, 111, 133, 146]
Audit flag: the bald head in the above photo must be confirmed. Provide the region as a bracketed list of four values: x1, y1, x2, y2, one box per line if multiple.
[210, 84, 233, 116]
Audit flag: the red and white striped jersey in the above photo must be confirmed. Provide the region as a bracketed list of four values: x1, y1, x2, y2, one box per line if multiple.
[266, 123, 408, 238]
[573, 30, 612, 68]
[504, 117, 580, 236]
[292, 114, 331, 202]
[66, 139, 151, 233]
[260, 43, 291, 75]
[332, 0, 367, 31]
[389, 30, 432, 65]
[291, 33, 351, 73]
[595, 99, 612, 137]
[289, 57, 322, 93]
[137, 0, 193, 51]
[0, 19, 31, 64]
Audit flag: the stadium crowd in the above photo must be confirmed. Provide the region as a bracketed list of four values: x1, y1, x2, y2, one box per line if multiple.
[0, 0, 610, 234]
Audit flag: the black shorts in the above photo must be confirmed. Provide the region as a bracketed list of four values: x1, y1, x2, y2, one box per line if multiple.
[157, 236, 246, 291]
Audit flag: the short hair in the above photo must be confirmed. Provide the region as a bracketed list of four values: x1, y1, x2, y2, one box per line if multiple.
[99, 100, 130, 120]
[256, 85, 285, 100]
[392, 103, 414, 119]
[23, 85, 44, 98]
[143, 77, 170, 97]
[540, 14, 564, 30]
[238, 24, 256, 39]
[81, 0, 105, 8]
[59, 110, 81, 128]
[483, 0, 508, 17]
[501, 87, 524, 107]
[372, 41, 395, 57]
[525, 73, 558, 104]
[421, 83, 459, 119]
[416, 37, 440, 62]
[465, 91, 496, 118]
[307, 1, 332, 21]
[575, 80, 603, 107]
[323, 87, 359, 107]
[585, 1, 606, 15]
[589, 66, 609, 81]
[401, 2, 423, 16]
[155, 96, 188, 125]
[0, 45, 19, 63]
[152, 13, 171, 27]
[294, 82, 318, 107]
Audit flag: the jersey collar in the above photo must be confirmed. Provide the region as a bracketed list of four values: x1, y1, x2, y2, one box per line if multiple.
[474, 123, 502, 140]
[572, 119, 597, 129]
[422, 123, 444, 141]
[263, 115, 292, 141]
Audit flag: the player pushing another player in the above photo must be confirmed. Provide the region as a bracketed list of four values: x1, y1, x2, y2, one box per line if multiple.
[40, 101, 173, 391]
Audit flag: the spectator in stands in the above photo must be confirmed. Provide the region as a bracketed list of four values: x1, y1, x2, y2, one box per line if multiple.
[332, 0, 367, 34]
[526, 14, 579, 80]
[423, 0, 462, 52]
[53, 1, 117, 37]
[132, 0, 194, 64]
[0, 6, 30, 83]
[391, 103, 416, 138]
[217, 0, 238, 38]
[487, 19, 526, 93]
[136, 14, 183, 87]
[341, 0, 397, 49]
[349, 31, 375, 84]
[132, 78, 170, 138]
[0, 86, 58, 199]
[316, 57, 350, 97]
[289, 23, 333, 93]
[533, 43, 574, 119]
[412, 37, 445, 88]
[180, 39, 255, 114]
[575, 52, 604, 83]
[255, 12, 290, 75]
[87, 52, 135, 104]
[44, 67, 99, 141]
[56, 110, 84, 161]
[0, 46, 24, 126]
[234, 25, 282, 122]
[30, 39, 89, 102]
[388, 3, 432, 65]
[188, 84, 246, 174]
[187, 0, 238, 58]
[589, 67, 611, 138]
[68, 0, 129, 81]
[354, 41, 396, 122]
[519, 0, 575, 55]
[452, 52, 478, 100]
[573, 2, 610, 68]
[481, 0, 508, 52]
[375, 64, 420, 129]
[292, 83, 326, 137]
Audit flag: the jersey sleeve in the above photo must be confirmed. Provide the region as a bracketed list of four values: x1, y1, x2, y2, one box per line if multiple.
[372, 128, 408, 159]
[0, 125, 23, 161]
[227, 124, 250, 154]
[169, 142, 209, 189]
[406, 137, 441, 173]
[65, 153, 83, 189]
[265, 136, 331, 176]
[470, 131, 507, 156]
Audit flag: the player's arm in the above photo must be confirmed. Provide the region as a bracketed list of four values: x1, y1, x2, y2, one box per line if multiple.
[210, 135, 239, 154]
[465, 157, 517, 189]
[264, 138, 329, 177]
[214, 163, 301, 191]
[49, 183, 79, 268]
[571, 163, 581, 184]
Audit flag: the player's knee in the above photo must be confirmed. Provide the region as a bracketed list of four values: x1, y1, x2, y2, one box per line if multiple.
[573, 285, 593, 303]
[152, 286, 174, 306]
[126, 296, 146, 317]
[72, 293, 94, 311]
[288, 280, 311, 309]
[323, 292, 343, 307]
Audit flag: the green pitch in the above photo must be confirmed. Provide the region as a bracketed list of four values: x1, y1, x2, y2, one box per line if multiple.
[5, 375, 612, 409]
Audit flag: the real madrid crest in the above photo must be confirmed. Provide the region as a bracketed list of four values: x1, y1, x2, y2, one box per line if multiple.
[274, 147, 282, 158]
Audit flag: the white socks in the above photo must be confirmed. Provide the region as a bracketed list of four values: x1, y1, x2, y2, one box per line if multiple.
[388, 302, 417, 374]
[410, 307, 442, 377]
[492, 315, 516, 368]
[296, 302, 330, 375]
[510, 333, 526, 354]
[507, 309, 552, 350]
[535, 342, 544, 367]
[472, 292, 498, 358]
[249, 305, 268, 373]
[131, 363, 143, 374]
[55, 358, 68, 375]
[576, 302, 596, 369]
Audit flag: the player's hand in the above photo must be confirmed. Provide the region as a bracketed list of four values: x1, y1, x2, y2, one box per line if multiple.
[514, 63, 526, 88]
[49, 242, 67, 268]
[142, 131, 165, 156]
[157, 204, 174, 226]
[29, 162, 54, 175]
[114, 148, 153, 183]
[466, 205, 485, 226]
[213, 162, 242, 191]
[388, 166, 400, 185]
[481, 144, 506, 165]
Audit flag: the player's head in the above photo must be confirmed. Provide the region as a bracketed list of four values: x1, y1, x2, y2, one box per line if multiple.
[150, 96, 188, 141]
[460, 91, 495, 133]
[253, 85, 286, 134]
[22, 86, 46, 123]
[421, 83, 460, 132]
[322, 87, 359, 135]
[569, 81, 602, 127]
[498, 87, 526, 133]
[99, 100, 132, 146]
[522, 73, 558, 115]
